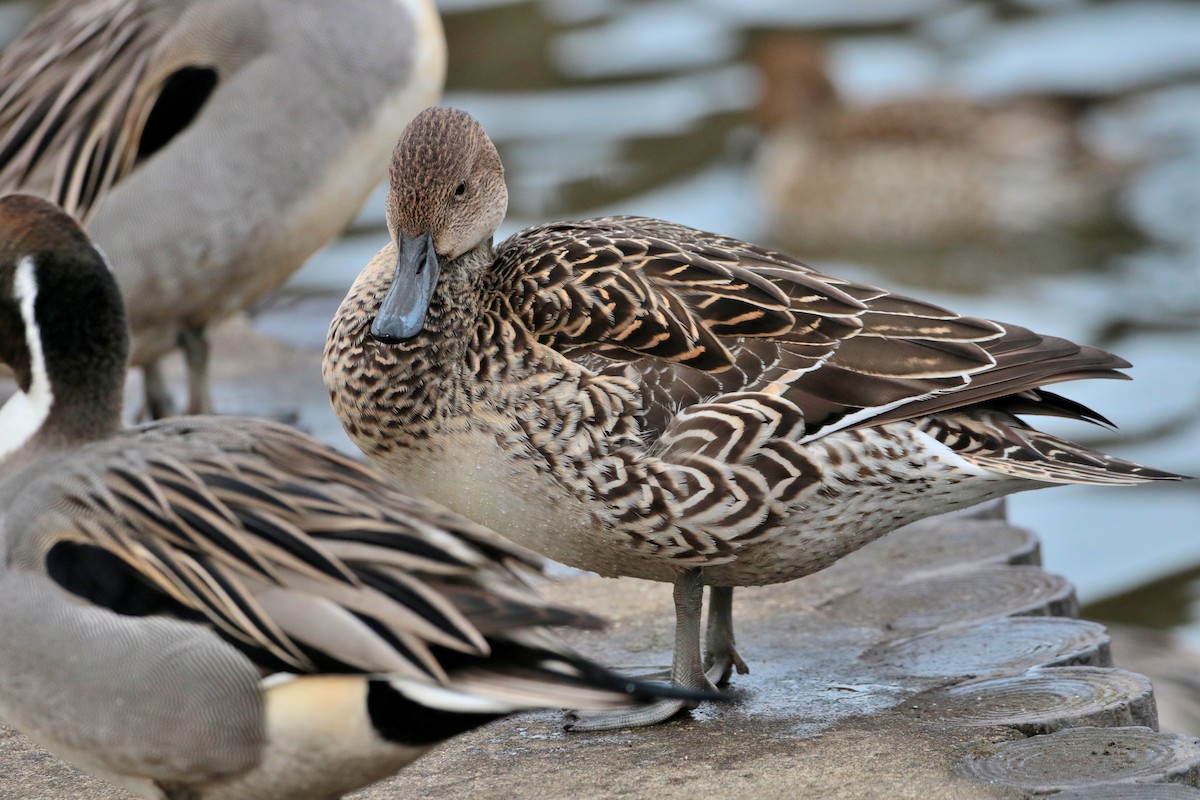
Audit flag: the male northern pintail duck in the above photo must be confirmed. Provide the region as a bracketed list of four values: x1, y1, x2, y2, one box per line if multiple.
[0, 194, 707, 799]
[0, 0, 446, 417]
[323, 107, 1185, 730]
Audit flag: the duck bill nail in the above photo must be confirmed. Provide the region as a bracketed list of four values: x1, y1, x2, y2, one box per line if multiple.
[370, 231, 440, 342]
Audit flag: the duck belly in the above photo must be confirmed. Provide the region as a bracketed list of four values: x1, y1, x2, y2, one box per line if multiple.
[370, 420, 1036, 587]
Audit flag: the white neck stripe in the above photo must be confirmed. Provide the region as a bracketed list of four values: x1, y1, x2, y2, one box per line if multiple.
[0, 256, 54, 460]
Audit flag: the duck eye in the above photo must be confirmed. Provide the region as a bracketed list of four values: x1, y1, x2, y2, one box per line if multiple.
[453, 181, 467, 198]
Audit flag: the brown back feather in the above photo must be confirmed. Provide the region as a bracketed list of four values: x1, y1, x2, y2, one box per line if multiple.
[491, 216, 1121, 440]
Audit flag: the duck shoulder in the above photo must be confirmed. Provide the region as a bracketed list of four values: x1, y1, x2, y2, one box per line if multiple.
[2, 416, 592, 682]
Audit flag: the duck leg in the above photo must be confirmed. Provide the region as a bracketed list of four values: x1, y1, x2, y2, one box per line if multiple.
[179, 325, 213, 416]
[565, 568, 714, 731]
[704, 585, 749, 686]
[163, 788, 202, 800]
[141, 361, 176, 420]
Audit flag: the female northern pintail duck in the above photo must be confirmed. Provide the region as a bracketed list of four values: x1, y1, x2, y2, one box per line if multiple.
[753, 34, 1113, 254]
[0, 0, 445, 417]
[0, 194, 704, 799]
[323, 107, 1184, 730]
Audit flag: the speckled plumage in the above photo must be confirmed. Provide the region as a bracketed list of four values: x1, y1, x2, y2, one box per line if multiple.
[324, 107, 1184, 728]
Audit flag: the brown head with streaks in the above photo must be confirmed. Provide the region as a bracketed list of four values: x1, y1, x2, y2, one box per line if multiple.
[372, 108, 508, 342]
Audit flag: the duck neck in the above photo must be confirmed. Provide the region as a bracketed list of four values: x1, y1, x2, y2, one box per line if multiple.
[426, 245, 491, 354]
[406, 245, 496, 426]
[0, 256, 125, 464]
[329, 242, 493, 443]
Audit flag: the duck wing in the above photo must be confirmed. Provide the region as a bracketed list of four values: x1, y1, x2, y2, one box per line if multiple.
[4, 417, 589, 682]
[489, 215, 1126, 441]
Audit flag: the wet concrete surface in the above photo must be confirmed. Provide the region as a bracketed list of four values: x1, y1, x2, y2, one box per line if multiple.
[350, 568, 1032, 800]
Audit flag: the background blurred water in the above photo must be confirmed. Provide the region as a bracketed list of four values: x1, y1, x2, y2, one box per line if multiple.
[2, 0, 1198, 659]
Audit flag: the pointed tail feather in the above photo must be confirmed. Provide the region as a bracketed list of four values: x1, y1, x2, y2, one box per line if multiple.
[391, 640, 723, 716]
[957, 423, 1189, 486]
[986, 389, 1119, 429]
[865, 326, 1133, 430]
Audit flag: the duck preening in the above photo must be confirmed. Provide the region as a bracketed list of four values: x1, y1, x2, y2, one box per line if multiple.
[0, 194, 709, 799]
[0, 0, 446, 417]
[323, 106, 1186, 731]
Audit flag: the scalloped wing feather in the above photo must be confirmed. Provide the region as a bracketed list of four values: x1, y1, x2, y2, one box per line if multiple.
[6, 418, 589, 683]
[491, 216, 1128, 444]
[596, 391, 822, 562]
[492, 217, 857, 372]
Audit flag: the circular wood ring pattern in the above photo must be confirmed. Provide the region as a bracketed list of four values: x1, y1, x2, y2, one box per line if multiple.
[1052, 784, 1200, 799]
[823, 566, 1078, 631]
[858, 519, 1041, 576]
[959, 726, 1200, 792]
[863, 616, 1112, 678]
[904, 667, 1157, 734]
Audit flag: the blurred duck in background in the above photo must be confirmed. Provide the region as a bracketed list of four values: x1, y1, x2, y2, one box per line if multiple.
[753, 33, 1122, 264]
[0, 0, 446, 417]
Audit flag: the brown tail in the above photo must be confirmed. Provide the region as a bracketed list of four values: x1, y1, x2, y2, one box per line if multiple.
[923, 414, 1189, 486]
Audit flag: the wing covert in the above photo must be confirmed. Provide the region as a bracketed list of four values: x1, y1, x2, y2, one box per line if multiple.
[489, 216, 1016, 438]
[490, 216, 869, 374]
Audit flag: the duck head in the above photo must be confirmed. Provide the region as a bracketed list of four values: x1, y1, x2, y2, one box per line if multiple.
[0, 194, 126, 460]
[371, 107, 508, 343]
